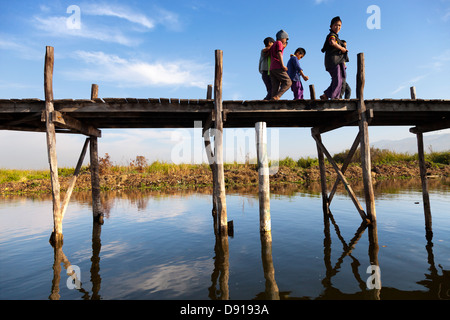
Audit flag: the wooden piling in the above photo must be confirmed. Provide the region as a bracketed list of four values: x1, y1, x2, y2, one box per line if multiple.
[312, 131, 368, 221]
[214, 50, 227, 235]
[61, 138, 90, 219]
[410, 86, 432, 239]
[90, 85, 103, 224]
[45, 46, 63, 245]
[204, 84, 218, 233]
[356, 53, 377, 223]
[256, 122, 271, 232]
[309, 84, 316, 100]
[314, 132, 329, 215]
[91, 84, 99, 100]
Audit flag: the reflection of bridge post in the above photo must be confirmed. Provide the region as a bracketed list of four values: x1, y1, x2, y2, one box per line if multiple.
[260, 232, 280, 300]
[49, 242, 64, 300]
[367, 222, 381, 300]
[209, 233, 229, 300]
[321, 209, 383, 299]
[49, 242, 86, 300]
[90, 221, 102, 300]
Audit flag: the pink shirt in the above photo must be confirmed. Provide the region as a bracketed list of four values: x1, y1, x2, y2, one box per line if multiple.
[269, 40, 285, 70]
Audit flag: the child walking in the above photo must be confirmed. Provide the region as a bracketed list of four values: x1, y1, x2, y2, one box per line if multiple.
[320, 16, 348, 100]
[269, 30, 292, 101]
[287, 48, 309, 100]
[259, 37, 275, 100]
[339, 40, 351, 99]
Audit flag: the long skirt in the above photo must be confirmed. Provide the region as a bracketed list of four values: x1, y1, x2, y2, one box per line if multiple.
[324, 63, 346, 99]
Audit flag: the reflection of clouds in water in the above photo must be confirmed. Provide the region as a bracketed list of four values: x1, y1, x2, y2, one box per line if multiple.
[71, 241, 130, 262]
[107, 259, 212, 299]
[0, 200, 53, 241]
[111, 196, 212, 235]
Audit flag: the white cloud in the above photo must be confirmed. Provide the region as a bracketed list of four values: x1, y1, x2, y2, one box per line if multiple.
[33, 16, 139, 46]
[82, 3, 155, 29]
[431, 49, 450, 70]
[392, 74, 429, 95]
[0, 38, 41, 60]
[68, 51, 211, 89]
[31, 3, 181, 46]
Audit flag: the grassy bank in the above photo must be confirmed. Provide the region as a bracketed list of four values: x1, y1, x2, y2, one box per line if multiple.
[1, 149, 449, 194]
[1, 148, 449, 185]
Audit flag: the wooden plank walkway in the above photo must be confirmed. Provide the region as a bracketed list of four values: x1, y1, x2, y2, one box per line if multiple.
[1, 97, 449, 131]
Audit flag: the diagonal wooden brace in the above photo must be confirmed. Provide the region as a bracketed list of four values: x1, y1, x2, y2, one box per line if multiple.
[312, 131, 369, 222]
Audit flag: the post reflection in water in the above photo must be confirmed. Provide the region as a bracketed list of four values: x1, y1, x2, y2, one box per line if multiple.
[321, 209, 381, 299]
[49, 221, 103, 300]
[259, 232, 280, 300]
[39, 183, 449, 300]
[208, 231, 229, 300]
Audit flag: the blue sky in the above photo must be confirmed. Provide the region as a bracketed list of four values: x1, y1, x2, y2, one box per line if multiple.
[1, 0, 450, 169]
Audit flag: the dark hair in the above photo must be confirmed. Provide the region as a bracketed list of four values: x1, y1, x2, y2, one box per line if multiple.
[264, 37, 275, 47]
[295, 48, 306, 56]
[330, 16, 342, 27]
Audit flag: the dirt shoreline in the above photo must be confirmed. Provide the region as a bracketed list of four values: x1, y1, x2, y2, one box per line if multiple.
[1, 162, 449, 195]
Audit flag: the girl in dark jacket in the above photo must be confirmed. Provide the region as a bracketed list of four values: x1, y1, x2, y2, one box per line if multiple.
[320, 16, 349, 100]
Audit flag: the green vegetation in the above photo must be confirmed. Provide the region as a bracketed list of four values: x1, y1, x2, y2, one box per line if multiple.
[332, 147, 450, 166]
[1, 149, 448, 184]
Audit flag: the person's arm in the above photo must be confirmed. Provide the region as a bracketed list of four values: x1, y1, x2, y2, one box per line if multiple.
[330, 37, 348, 53]
[278, 51, 287, 71]
[300, 70, 309, 81]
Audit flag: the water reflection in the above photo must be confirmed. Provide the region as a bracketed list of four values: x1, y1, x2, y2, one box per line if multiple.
[2, 178, 448, 300]
[320, 210, 380, 300]
[208, 232, 229, 300]
[49, 221, 102, 300]
[258, 232, 280, 300]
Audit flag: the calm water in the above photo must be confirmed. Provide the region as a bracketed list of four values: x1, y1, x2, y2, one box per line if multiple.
[0, 179, 449, 300]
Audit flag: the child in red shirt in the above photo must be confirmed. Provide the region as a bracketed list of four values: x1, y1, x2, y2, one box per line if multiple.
[269, 30, 292, 101]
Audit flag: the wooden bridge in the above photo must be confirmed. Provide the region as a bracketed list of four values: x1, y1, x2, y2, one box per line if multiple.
[1, 47, 449, 246]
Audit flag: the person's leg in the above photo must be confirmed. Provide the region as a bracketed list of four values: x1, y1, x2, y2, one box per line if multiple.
[270, 71, 281, 100]
[298, 80, 304, 100]
[291, 81, 300, 100]
[324, 64, 343, 99]
[273, 70, 292, 100]
[262, 71, 272, 100]
[344, 83, 351, 99]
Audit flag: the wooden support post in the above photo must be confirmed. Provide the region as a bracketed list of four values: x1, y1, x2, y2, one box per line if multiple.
[91, 84, 99, 100]
[204, 84, 218, 233]
[61, 138, 90, 219]
[45, 46, 63, 245]
[410, 86, 417, 101]
[309, 84, 316, 100]
[314, 132, 329, 215]
[256, 122, 271, 232]
[410, 86, 433, 239]
[214, 50, 227, 235]
[328, 132, 362, 204]
[312, 131, 368, 222]
[357, 53, 377, 223]
[90, 84, 103, 224]
[90, 136, 103, 224]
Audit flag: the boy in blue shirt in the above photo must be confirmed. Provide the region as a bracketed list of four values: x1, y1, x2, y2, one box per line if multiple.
[287, 48, 309, 100]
